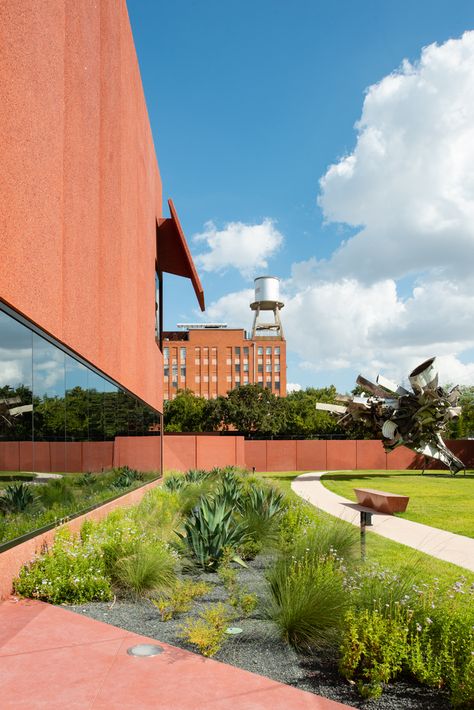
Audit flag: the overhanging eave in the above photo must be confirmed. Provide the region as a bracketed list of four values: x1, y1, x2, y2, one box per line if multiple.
[156, 199, 205, 311]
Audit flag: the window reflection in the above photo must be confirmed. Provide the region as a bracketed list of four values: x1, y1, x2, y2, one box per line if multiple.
[0, 305, 161, 474]
[0, 310, 33, 443]
[65, 355, 89, 441]
[103, 381, 118, 441]
[32, 335, 65, 442]
[88, 371, 105, 441]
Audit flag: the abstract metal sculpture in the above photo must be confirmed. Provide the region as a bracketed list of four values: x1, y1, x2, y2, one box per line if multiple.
[316, 357, 465, 474]
[0, 397, 33, 428]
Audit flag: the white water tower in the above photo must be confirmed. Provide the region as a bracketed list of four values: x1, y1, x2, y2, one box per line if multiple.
[250, 276, 284, 338]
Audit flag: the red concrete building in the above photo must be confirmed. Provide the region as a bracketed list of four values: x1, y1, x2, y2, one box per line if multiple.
[163, 326, 286, 399]
[0, 0, 203, 473]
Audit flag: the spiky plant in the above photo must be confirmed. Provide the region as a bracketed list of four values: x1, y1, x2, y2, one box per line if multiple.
[178, 497, 248, 571]
[0, 482, 37, 514]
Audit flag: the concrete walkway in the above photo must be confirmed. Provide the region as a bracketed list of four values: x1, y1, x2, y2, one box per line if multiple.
[0, 598, 354, 710]
[292, 471, 474, 572]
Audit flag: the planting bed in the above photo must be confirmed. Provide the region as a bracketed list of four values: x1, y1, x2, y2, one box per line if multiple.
[71, 555, 451, 710]
[14, 467, 472, 709]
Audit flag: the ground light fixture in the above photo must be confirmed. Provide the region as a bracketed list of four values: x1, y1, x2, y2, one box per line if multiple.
[225, 627, 243, 635]
[127, 644, 164, 657]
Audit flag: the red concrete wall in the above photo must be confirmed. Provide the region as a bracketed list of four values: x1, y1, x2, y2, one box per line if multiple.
[196, 436, 246, 470]
[244, 441, 267, 472]
[266, 440, 297, 471]
[113, 436, 161, 473]
[163, 435, 246, 471]
[2, 438, 473, 475]
[0, 443, 20, 472]
[355, 439, 388, 470]
[163, 436, 197, 472]
[0, 0, 163, 411]
[296, 440, 327, 471]
[0, 477, 163, 600]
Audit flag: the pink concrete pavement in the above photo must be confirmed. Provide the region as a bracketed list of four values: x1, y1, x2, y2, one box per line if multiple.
[0, 598, 354, 710]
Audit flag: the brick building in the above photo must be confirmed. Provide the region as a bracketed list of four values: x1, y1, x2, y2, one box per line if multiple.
[163, 326, 286, 399]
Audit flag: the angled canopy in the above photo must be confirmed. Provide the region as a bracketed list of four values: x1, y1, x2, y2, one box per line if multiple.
[156, 199, 205, 311]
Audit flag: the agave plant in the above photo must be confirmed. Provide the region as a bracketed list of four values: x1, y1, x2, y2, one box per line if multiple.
[112, 466, 143, 489]
[163, 474, 186, 492]
[183, 469, 210, 483]
[178, 497, 248, 571]
[0, 482, 38, 514]
[237, 485, 286, 556]
[243, 485, 285, 519]
[215, 471, 244, 508]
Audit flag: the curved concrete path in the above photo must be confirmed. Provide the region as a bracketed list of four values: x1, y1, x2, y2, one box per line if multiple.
[292, 472, 474, 573]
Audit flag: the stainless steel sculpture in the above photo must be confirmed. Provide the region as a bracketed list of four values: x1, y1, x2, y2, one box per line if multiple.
[0, 396, 33, 427]
[316, 357, 465, 474]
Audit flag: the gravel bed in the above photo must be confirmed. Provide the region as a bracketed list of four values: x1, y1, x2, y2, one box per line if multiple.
[69, 555, 451, 710]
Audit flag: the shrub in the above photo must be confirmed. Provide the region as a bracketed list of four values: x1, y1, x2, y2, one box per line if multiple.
[266, 553, 348, 650]
[229, 590, 258, 617]
[163, 473, 186, 492]
[76, 472, 98, 487]
[339, 608, 408, 699]
[37, 478, 75, 509]
[236, 485, 286, 553]
[178, 497, 248, 571]
[112, 542, 177, 596]
[406, 577, 474, 707]
[134, 487, 182, 543]
[277, 497, 318, 550]
[112, 466, 143, 489]
[0, 482, 37, 514]
[343, 566, 474, 706]
[13, 530, 112, 604]
[238, 539, 263, 561]
[184, 469, 211, 483]
[179, 602, 231, 657]
[151, 579, 211, 620]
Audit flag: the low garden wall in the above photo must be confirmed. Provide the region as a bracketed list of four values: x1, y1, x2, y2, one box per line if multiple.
[1, 437, 473, 474]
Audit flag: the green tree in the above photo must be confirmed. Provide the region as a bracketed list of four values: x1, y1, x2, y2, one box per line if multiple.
[221, 384, 286, 438]
[283, 386, 343, 438]
[164, 389, 210, 432]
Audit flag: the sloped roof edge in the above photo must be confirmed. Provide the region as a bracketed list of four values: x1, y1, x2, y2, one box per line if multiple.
[156, 199, 205, 311]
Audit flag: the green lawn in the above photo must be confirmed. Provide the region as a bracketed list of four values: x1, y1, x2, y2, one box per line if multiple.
[319, 469, 474, 538]
[258, 470, 474, 587]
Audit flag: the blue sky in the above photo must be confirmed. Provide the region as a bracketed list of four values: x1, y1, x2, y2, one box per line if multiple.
[128, 1, 474, 393]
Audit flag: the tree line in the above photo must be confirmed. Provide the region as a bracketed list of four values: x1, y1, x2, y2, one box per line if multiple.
[164, 384, 474, 439]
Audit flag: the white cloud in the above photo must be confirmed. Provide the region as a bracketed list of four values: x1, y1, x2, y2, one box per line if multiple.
[286, 383, 302, 393]
[202, 33, 474, 392]
[205, 289, 254, 327]
[194, 218, 283, 278]
[318, 31, 474, 284]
